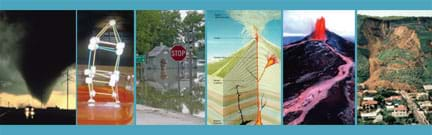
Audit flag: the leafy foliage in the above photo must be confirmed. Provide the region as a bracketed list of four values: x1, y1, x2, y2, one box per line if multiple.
[136, 11, 204, 55]
[423, 59, 432, 84]
[380, 68, 423, 88]
[377, 48, 414, 63]
[357, 51, 370, 83]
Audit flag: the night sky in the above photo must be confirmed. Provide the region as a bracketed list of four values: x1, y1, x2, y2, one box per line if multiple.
[77, 11, 134, 66]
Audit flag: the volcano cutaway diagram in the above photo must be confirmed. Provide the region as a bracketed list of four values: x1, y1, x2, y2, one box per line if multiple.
[283, 11, 355, 125]
[207, 10, 281, 125]
[0, 11, 76, 124]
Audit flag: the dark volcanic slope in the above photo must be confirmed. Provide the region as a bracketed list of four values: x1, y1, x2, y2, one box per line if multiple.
[283, 29, 355, 125]
[284, 39, 345, 98]
[284, 31, 354, 98]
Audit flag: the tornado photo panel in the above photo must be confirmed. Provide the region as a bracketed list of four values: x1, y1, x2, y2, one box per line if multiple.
[0, 11, 76, 125]
[357, 10, 432, 125]
[77, 11, 134, 125]
[206, 10, 282, 125]
[283, 10, 355, 125]
[135, 10, 205, 125]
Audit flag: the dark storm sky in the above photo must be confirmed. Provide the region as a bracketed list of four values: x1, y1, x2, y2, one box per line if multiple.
[2, 11, 76, 103]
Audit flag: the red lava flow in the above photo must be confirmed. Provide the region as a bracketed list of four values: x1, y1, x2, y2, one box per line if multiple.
[283, 41, 353, 125]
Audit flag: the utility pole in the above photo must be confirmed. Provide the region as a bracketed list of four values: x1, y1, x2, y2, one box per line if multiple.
[67, 68, 69, 110]
[186, 27, 195, 90]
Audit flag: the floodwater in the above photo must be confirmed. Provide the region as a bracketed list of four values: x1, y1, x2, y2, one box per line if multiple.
[137, 64, 205, 119]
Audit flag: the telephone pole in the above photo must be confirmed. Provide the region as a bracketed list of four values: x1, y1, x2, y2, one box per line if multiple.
[185, 27, 196, 90]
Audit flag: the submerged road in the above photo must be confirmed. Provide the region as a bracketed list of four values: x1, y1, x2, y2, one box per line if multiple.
[283, 41, 354, 125]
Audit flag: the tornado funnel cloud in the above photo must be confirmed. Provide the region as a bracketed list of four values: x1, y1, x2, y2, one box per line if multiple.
[0, 11, 76, 104]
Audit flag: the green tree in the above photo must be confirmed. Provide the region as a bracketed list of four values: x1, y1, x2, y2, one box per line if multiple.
[136, 10, 181, 54]
[384, 115, 396, 125]
[137, 10, 205, 56]
[181, 11, 205, 42]
[181, 11, 205, 59]
[358, 53, 370, 83]
[159, 10, 182, 45]
[137, 11, 162, 54]
[428, 113, 432, 123]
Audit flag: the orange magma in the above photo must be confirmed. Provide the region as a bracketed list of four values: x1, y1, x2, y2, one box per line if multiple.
[77, 85, 134, 125]
[254, 26, 263, 125]
[311, 17, 327, 41]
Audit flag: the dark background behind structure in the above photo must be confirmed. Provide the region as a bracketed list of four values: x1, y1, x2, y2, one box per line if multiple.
[78, 11, 134, 66]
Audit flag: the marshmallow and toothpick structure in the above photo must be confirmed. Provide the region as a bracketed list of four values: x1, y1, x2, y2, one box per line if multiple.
[84, 20, 125, 107]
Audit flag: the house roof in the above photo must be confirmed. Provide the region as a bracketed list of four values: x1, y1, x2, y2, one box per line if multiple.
[362, 100, 378, 105]
[424, 85, 432, 90]
[394, 105, 407, 111]
[366, 90, 378, 94]
[385, 96, 402, 101]
[148, 45, 168, 57]
[363, 97, 374, 101]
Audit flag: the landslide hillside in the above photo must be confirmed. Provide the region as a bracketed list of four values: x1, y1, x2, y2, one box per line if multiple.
[357, 15, 432, 91]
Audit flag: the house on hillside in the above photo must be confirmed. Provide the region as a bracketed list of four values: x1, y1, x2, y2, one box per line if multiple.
[416, 92, 429, 101]
[361, 100, 378, 113]
[423, 85, 432, 91]
[391, 105, 408, 118]
[418, 101, 432, 113]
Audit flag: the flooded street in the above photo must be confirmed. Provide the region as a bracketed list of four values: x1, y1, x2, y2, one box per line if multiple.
[136, 64, 205, 124]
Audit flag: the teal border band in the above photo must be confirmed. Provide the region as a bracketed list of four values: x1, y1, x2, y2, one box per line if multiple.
[204, 10, 209, 126]
[75, 10, 79, 126]
[354, 10, 358, 125]
[0, 125, 431, 135]
[133, 10, 137, 126]
[0, 0, 431, 10]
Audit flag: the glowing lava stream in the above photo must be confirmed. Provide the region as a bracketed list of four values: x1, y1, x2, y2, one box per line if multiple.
[283, 41, 353, 125]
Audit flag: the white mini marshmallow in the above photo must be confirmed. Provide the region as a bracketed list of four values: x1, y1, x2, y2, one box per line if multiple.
[88, 66, 96, 78]
[88, 37, 100, 51]
[112, 92, 117, 98]
[91, 66, 96, 74]
[88, 98, 95, 104]
[116, 49, 123, 55]
[85, 77, 93, 84]
[90, 37, 99, 44]
[109, 72, 119, 86]
[88, 43, 98, 51]
[84, 69, 90, 75]
[109, 20, 116, 26]
[113, 70, 120, 81]
[116, 42, 125, 50]
[109, 79, 116, 87]
[90, 89, 96, 97]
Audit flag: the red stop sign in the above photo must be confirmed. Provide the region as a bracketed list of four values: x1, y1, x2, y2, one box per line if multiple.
[170, 45, 187, 61]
